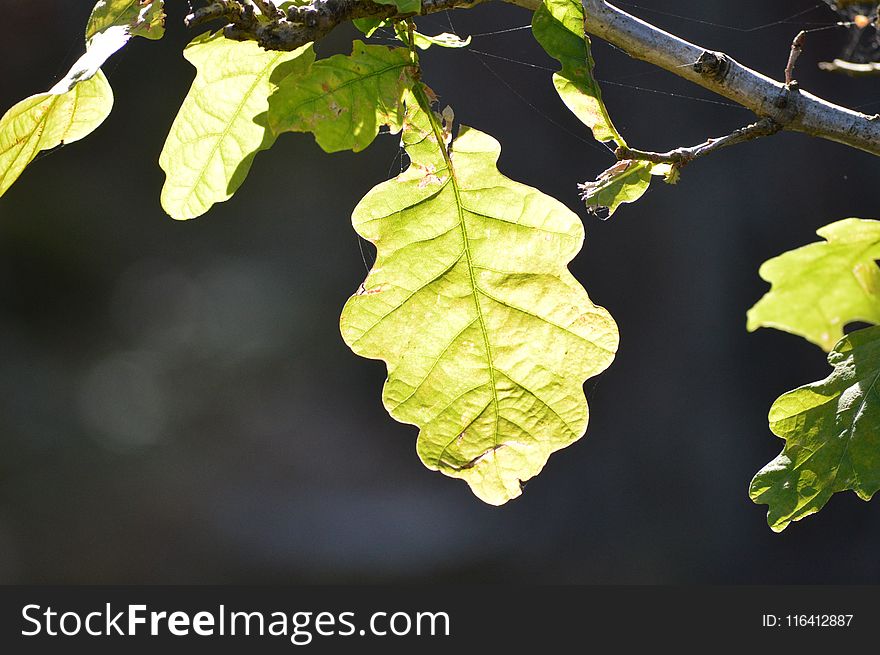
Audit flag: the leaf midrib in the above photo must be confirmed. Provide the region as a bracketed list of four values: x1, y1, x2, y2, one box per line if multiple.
[416, 87, 502, 463]
[177, 51, 285, 210]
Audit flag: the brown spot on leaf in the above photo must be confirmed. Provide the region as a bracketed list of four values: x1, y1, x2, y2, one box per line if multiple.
[356, 284, 384, 296]
[415, 163, 445, 188]
[422, 85, 439, 105]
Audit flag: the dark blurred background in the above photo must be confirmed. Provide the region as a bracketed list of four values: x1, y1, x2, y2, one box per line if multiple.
[0, 0, 878, 584]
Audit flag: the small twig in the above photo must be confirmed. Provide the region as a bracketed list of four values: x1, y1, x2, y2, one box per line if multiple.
[614, 117, 782, 169]
[785, 30, 807, 86]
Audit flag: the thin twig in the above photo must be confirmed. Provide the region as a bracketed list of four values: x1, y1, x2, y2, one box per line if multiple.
[614, 118, 782, 168]
[785, 30, 806, 86]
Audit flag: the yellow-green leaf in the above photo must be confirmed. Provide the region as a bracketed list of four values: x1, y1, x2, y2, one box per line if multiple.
[750, 325, 880, 531]
[340, 87, 619, 504]
[579, 159, 672, 218]
[55, 0, 165, 93]
[268, 42, 416, 153]
[747, 218, 880, 351]
[159, 31, 313, 220]
[86, 0, 165, 42]
[0, 71, 113, 198]
[532, 0, 623, 145]
[0, 1, 162, 197]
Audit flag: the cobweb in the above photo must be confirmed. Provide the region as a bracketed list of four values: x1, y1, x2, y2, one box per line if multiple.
[357, 2, 880, 265]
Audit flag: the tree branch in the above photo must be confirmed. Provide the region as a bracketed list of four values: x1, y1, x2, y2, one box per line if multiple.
[185, 0, 880, 158]
[580, 0, 880, 157]
[615, 117, 782, 168]
[186, 0, 492, 51]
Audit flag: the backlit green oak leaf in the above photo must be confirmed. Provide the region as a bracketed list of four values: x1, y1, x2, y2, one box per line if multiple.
[0, 1, 161, 196]
[747, 218, 880, 351]
[340, 87, 619, 505]
[750, 325, 880, 531]
[579, 159, 672, 218]
[86, 0, 165, 41]
[159, 31, 313, 220]
[0, 71, 113, 198]
[269, 41, 416, 153]
[532, 0, 623, 145]
[55, 0, 165, 93]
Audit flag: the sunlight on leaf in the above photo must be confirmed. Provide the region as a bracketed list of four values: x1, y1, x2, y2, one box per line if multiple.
[579, 159, 672, 218]
[55, 0, 166, 93]
[532, 0, 624, 145]
[159, 31, 313, 220]
[747, 218, 880, 350]
[0, 72, 113, 198]
[86, 0, 165, 41]
[0, 1, 163, 198]
[269, 41, 416, 153]
[340, 86, 619, 504]
[750, 325, 880, 531]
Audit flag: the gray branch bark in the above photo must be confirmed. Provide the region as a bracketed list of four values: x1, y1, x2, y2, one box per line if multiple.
[581, 0, 880, 157]
[615, 117, 783, 167]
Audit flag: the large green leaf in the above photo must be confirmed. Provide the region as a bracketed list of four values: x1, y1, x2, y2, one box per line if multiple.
[55, 0, 165, 93]
[340, 87, 619, 504]
[579, 159, 673, 218]
[747, 218, 880, 351]
[0, 72, 113, 198]
[159, 31, 313, 220]
[268, 41, 416, 153]
[750, 325, 880, 531]
[532, 0, 623, 145]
